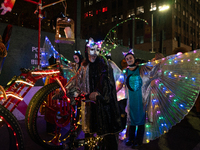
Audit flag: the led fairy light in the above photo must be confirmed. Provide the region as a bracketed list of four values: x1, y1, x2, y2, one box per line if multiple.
[6, 93, 23, 101]
[101, 17, 149, 55]
[15, 80, 34, 87]
[31, 70, 60, 75]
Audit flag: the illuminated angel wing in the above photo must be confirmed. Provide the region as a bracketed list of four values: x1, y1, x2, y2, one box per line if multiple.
[42, 36, 75, 81]
[108, 60, 127, 101]
[143, 50, 200, 143]
[60, 54, 76, 81]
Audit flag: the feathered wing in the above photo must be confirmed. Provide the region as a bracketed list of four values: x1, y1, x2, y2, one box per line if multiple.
[143, 50, 200, 143]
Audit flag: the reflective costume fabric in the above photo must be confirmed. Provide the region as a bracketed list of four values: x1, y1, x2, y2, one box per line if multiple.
[126, 67, 145, 126]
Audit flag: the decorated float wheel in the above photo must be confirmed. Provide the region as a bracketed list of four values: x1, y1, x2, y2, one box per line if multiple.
[0, 104, 24, 150]
[25, 82, 82, 149]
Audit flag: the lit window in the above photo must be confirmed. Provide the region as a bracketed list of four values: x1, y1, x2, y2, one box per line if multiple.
[190, 15, 192, 21]
[183, 10, 185, 15]
[119, 14, 123, 20]
[137, 6, 144, 14]
[197, 21, 199, 26]
[89, 11, 93, 17]
[102, 7, 108, 12]
[127, 9, 135, 18]
[84, 12, 88, 18]
[112, 17, 114, 22]
[150, 2, 157, 11]
[89, 0, 93, 5]
[96, 0, 101, 2]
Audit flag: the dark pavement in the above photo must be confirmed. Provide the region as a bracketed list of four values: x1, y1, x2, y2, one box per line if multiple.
[1, 106, 200, 150]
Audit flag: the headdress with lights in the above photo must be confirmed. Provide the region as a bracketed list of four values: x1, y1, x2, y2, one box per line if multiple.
[122, 49, 135, 58]
[122, 49, 136, 67]
[86, 38, 101, 56]
[74, 50, 81, 54]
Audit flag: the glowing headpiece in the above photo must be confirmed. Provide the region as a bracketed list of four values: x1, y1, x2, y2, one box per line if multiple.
[74, 50, 81, 54]
[122, 49, 134, 57]
[86, 38, 101, 56]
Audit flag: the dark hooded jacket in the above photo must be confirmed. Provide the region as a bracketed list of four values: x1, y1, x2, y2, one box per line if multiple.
[65, 55, 121, 135]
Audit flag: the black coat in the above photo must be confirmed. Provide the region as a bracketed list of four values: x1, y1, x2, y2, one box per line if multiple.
[88, 56, 122, 135]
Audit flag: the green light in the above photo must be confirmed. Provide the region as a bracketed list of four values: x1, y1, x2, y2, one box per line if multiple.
[146, 124, 150, 128]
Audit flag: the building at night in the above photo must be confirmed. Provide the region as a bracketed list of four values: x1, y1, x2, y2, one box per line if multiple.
[81, 0, 200, 55]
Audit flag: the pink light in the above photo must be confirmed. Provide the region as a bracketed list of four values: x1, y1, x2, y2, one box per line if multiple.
[194, 50, 197, 53]
[177, 52, 182, 56]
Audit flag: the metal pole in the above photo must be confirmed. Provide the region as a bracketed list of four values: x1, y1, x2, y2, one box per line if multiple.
[132, 16, 135, 49]
[38, 0, 42, 68]
[151, 13, 154, 53]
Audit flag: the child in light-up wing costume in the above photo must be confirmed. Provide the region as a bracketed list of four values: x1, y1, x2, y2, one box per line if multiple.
[114, 49, 200, 147]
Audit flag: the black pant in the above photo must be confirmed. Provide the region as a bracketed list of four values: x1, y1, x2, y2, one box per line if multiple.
[128, 125, 145, 145]
[118, 99, 127, 130]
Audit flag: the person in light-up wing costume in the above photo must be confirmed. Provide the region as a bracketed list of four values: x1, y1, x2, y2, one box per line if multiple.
[115, 49, 200, 149]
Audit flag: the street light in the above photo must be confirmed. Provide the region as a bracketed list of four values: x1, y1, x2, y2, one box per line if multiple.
[151, 5, 170, 53]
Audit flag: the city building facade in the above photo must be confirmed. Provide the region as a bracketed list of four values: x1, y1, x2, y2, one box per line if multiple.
[81, 0, 200, 55]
